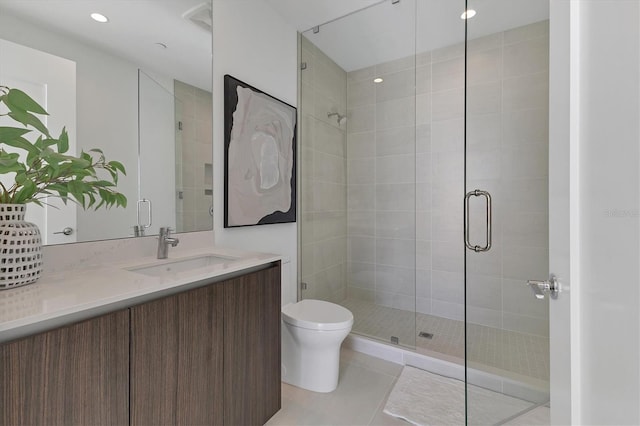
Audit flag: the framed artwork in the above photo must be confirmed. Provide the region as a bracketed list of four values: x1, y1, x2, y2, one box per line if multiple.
[223, 75, 297, 228]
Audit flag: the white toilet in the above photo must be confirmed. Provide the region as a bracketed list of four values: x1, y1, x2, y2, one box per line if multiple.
[281, 299, 353, 393]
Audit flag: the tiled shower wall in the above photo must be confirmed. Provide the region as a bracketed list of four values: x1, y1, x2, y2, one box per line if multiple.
[299, 36, 348, 303]
[345, 54, 422, 311]
[345, 21, 549, 336]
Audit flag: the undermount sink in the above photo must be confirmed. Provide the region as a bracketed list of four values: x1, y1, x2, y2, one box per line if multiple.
[127, 254, 238, 277]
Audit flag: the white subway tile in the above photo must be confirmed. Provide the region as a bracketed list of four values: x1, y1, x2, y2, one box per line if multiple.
[347, 158, 375, 185]
[349, 236, 376, 263]
[376, 127, 416, 156]
[503, 37, 549, 78]
[347, 132, 375, 158]
[432, 56, 464, 91]
[375, 68, 415, 102]
[375, 238, 416, 268]
[376, 183, 416, 211]
[376, 211, 416, 239]
[376, 154, 415, 184]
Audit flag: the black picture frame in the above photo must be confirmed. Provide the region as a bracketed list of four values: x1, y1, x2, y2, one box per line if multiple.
[223, 75, 297, 228]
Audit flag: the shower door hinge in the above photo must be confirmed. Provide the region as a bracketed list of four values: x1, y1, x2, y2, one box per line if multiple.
[300, 282, 308, 290]
[300, 62, 307, 70]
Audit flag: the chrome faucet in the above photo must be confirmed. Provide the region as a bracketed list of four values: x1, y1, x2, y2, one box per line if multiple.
[157, 227, 179, 259]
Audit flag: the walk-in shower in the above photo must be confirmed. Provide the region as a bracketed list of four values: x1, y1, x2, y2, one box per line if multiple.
[298, 0, 550, 423]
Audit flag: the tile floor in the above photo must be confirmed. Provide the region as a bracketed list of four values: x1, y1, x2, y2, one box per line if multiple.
[267, 348, 550, 426]
[341, 298, 550, 382]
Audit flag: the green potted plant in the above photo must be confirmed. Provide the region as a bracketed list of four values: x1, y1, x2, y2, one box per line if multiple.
[0, 85, 127, 289]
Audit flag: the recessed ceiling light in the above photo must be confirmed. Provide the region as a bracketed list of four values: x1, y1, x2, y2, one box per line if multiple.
[461, 9, 476, 20]
[90, 13, 109, 23]
[373, 77, 384, 83]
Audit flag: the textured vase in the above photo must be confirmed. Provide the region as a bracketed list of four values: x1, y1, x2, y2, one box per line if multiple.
[0, 204, 43, 290]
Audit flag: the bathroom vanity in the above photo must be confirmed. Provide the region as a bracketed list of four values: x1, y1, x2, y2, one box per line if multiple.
[0, 247, 281, 426]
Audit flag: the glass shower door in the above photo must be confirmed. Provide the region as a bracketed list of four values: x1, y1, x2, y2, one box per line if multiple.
[298, 0, 418, 349]
[464, 1, 551, 423]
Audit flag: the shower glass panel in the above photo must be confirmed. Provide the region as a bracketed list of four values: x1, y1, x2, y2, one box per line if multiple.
[298, 0, 418, 349]
[464, 0, 551, 423]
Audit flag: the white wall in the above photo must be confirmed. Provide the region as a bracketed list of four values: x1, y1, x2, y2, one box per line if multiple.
[212, 0, 298, 305]
[575, 0, 640, 423]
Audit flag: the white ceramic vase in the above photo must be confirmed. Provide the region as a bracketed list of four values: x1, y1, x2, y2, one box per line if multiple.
[0, 204, 43, 290]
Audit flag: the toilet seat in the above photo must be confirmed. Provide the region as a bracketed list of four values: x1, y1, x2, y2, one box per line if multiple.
[282, 299, 353, 331]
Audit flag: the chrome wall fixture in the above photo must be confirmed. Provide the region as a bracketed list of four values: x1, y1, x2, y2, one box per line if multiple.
[464, 189, 492, 252]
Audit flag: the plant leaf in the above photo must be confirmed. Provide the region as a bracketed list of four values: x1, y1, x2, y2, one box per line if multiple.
[1, 135, 40, 156]
[108, 160, 126, 175]
[39, 138, 59, 148]
[7, 89, 49, 115]
[8, 110, 51, 137]
[0, 152, 25, 174]
[57, 127, 69, 153]
[115, 192, 127, 208]
[13, 179, 37, 204]
[0, 126, 31, 142]
[0, 88, 128, 210]
[15, 171, 27, 185]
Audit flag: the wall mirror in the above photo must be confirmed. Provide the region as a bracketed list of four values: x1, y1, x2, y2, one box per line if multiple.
[0, 0, 213, 245]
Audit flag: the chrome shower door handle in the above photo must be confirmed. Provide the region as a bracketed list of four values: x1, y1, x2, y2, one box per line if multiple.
[137, 198, 152, 229]
[527, 275, 559, 300]
[464, 189, 492, 252]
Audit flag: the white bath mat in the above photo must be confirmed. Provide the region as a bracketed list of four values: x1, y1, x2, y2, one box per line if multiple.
[383, 366, 534, 426]
[383, 366, 465, 425]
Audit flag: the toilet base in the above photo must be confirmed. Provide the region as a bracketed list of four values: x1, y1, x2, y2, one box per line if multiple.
[281, 322, 350, 393]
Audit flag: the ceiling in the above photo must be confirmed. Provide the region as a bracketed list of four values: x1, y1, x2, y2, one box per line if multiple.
[0, 0, 550, 81]
[266, 0, 550, 71]
[263, 0, 382, 32]
[0, 0, 212, 90]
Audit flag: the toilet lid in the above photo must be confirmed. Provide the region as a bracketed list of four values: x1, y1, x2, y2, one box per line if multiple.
[282, 299, 354, 331]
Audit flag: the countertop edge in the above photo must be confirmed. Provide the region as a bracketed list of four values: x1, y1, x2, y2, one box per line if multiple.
[0, 249, 282, 344]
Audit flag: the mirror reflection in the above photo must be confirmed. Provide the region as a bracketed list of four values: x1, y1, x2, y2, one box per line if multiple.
[0, 0, 213, 245]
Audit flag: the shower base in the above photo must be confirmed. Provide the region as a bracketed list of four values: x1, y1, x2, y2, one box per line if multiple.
[340, 298, 550, 398]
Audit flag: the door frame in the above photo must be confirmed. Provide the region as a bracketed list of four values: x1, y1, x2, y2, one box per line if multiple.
[549, 0, 580, 424]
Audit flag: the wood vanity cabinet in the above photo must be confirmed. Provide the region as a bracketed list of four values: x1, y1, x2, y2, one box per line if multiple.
[223, 262, 281, 425]
[130, 279, 225, 425]
[0, 261, 281, 426]
[0, 310, 130, 426]
[130, 262, 281, 426]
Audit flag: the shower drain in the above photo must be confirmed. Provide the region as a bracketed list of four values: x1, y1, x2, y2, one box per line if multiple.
[419, 331, 434, 339]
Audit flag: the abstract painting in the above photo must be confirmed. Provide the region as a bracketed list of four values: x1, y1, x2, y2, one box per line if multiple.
[224, 75, 297, 227]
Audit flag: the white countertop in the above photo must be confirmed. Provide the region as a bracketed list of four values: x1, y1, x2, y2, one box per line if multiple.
[0, 246, 281, 343]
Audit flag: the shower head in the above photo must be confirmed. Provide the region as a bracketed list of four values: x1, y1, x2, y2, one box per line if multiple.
[327, 112, 346, 126]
